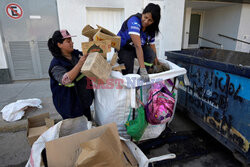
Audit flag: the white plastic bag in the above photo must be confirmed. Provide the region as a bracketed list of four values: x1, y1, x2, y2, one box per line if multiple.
[122, 138, 176, 167]
[0, 98, 42, 122]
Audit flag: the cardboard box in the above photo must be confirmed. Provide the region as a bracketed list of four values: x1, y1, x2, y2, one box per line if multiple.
[27, 112, 54, 146]
[45, 123, 138, 167]
[81, 24, 100, 39]
[94, 25, 121, 50]
[82, 40, 111, 58]
[81, 52, 112, 83]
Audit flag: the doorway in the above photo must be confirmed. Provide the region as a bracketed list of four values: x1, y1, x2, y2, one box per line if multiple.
[188, 12, 203, 48]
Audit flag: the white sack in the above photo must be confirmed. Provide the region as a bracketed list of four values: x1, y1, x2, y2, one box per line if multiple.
[94, 59, 186, 140]
[26, 116, 91, 167]
[0, 98, 42, 122]
[122, 138, 176, 167]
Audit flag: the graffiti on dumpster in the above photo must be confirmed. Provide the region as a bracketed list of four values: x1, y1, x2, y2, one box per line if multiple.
[205, 116, 249, 152]
[178, 65, 250, 152]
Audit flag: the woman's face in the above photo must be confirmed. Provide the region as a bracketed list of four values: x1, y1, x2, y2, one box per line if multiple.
[58, 38, 74, 54]
[141, 12, 154, 28]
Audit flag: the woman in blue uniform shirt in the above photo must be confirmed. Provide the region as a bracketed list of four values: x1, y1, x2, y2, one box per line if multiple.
[117, 3, 161, 81]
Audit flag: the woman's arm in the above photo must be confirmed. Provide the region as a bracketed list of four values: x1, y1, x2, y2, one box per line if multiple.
[130, 34, 145, 68]
[66, 55, 87, 81]
[150, 44, 160, 65]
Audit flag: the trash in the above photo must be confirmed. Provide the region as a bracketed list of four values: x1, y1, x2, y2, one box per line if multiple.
[0, 98, 42, 122]
[27, 112, 54, 146]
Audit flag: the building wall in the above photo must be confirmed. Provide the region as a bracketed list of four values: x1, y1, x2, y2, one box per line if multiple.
[182, 7, 192, 49]
[235, 4, 250, 53]
[56, 0, 185, 58]
[56, 0, 143, 51]
[201, 4, 242, 50]
[163, 0, 185, 52]
[0, 31, 7, 69]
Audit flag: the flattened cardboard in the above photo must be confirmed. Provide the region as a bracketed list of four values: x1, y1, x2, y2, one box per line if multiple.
[81, 52, 112, 83]
[27, 112, 54, 146]
[75, 128, 125, 167]
[46, 123, 137, 167]
[121, 141, 138, 167]
[112, 64, 126, 71]
[110, 52, 118, 66]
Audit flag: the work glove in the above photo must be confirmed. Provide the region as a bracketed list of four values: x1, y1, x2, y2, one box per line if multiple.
[140, 67, 149, 82]
[153, 63, 170, 73]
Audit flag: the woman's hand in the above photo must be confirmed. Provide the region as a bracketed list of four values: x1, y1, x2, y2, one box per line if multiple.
[78, 54, 88, 66]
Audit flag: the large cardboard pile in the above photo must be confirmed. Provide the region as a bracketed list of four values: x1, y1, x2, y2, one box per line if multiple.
[45, 123, 138, 167]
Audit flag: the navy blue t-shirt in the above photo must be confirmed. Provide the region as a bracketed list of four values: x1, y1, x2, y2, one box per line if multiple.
[117, 15, 155, 47]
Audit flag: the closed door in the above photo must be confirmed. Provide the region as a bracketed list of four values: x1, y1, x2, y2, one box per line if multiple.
[0, 0, 59, 80]
[86, 7, 124, 58]
[189, 13, 201, 48]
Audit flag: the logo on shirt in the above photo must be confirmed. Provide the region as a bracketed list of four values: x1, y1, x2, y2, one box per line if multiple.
[131, 26, 140, 31]
[132, 22, 140, 27]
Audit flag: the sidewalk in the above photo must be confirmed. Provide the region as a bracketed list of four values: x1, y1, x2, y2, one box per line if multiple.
[0, 79, 62, 133]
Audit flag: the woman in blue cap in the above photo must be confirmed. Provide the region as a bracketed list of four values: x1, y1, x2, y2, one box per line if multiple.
[47, 30, 94, 120]
[117, 3, 161, 81]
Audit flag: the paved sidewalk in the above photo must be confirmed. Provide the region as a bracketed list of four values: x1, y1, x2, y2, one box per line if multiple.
[0, 79, 62, 133]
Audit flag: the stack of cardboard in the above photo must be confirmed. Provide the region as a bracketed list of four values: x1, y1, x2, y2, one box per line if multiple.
[26, 112, 54, 146]
[82, 24, 121, 51]
[81, 25, 124, 83]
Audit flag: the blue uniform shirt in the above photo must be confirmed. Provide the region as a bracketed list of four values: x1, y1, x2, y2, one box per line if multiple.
[117, 14, 155, 48]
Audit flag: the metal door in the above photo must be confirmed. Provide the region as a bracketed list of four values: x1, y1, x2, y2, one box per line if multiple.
[0, 0, 59, 80]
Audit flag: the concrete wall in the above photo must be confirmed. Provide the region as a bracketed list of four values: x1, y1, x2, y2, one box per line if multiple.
[235, 4, 250, 53]
[0, 32, 7, 69]
[201, 4, 242, 50]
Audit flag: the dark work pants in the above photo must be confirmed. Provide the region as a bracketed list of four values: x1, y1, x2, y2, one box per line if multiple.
[117, 45, 156, 75]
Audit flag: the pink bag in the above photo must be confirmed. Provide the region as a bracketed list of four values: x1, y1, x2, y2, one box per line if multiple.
[145, 80, 175, 125]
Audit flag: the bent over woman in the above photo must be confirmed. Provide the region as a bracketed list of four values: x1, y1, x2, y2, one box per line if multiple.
[117, 3, 161, 81]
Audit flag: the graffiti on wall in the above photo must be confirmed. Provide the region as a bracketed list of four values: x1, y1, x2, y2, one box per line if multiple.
[178, 65, 249, 152]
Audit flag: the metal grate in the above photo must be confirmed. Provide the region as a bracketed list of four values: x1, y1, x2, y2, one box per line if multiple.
[9, 41, 35, 78]
[38, 41, 52, 77]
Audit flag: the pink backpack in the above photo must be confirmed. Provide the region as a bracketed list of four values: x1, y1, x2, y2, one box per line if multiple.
[145, 80, 175, 125]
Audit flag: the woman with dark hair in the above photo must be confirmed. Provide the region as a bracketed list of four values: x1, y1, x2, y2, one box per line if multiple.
[47, 30, 94, 120]
[117, 3, 161, 81]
